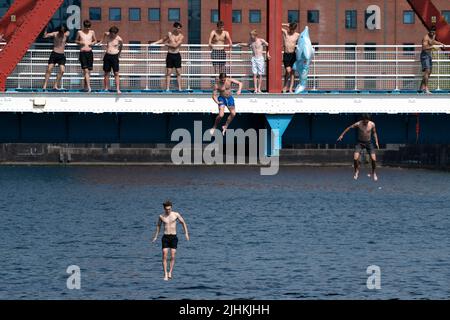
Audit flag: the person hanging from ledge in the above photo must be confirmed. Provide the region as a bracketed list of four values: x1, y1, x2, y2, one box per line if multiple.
[420, 26, 446, 94]
[337, 114, 380, 181]
[101, 26, 123, 94]
[236, 29, 270, 93]
[209, 21, 232, 76]
[210, 72, 242, 136]
[76, 20, 101, 93]
[42, 25, 70, 91]
[150, 22, 184, 92]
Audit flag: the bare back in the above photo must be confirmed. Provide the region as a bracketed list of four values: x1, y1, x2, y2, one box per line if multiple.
[52, 32, 69, 54]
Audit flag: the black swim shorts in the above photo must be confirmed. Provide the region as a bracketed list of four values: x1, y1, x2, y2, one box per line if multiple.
[48, 51, 66, 66]
[162, 234, 178, 249]
[166, 52, 182, 69]
[355, 141, 375, 155]
[211, 49, 226, 66]
[103, 53, 120, 73]
[283, 52, 297, 68]
[79, 51, 94, 70]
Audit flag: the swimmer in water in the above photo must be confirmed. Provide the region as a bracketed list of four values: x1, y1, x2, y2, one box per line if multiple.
[211, 72, 242, 136]
[152, 200, 189, 281]
[337, 114, 380, 181]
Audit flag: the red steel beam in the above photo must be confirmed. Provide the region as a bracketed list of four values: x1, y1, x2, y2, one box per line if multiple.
[0, 0, 64, 91]
[267, 0, 283, 93]
[219, 0, 233, 39]
[407, 0, 450, 45]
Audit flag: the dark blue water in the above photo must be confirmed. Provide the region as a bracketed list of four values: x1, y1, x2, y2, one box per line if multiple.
[0, 166, 449, 299]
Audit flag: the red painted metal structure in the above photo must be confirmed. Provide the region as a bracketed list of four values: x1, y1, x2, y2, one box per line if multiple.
[266, 0, 283, 93]
[218, 0, 232, 39]
[407, 0, 450, 46]
[0, 0, 64, 91]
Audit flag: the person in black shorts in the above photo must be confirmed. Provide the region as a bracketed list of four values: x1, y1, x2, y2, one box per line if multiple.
[42, 25, 70, 90]
[101, 26, 123, 94]
[281, 22, 300, 93]
[337, 114, 380, 181]
[150, 22, 184, 91]
[152, 200, 190, 281]
[76, 20, 100, 92]
[420, 26, 446, 94]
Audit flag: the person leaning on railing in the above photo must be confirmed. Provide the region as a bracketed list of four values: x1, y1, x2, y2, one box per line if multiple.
[150, 22, 184, 91]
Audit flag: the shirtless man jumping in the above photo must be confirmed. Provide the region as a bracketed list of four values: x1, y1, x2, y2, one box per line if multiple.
[152, 200, 189, 281]
[76, 20, 100, 92]
[208, 21, 233, 75]
[151, 22, 184, 91]
[338, 114, 380, 181]
[281, 22, 300, 93]
[42, 25, 70, 90]
[101, 26, 123, 94]
[211, 72, 242, 136]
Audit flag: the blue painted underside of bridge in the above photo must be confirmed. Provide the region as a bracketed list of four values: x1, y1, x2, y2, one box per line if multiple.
[1, 112, 450, 145]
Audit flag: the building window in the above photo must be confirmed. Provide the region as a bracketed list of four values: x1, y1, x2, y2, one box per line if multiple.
[0, 0, 12, 19]
[403, 10, 415, 24]
[312, 42, 319, 51]
[288, 10, 299, 23]
[211, 9, 219, 23]
[109, 8, 121, 21]
[129, 40, 141, 52]
[129, 8, 141, 21]
[148, 8, 160, 21]
[345, 43, 356, 60]
[307, 10, 319, 23]
[403, 43, 415, 56]
[249, 10, 261, 23]
[345, 10, 357, 29]
[364, 43, 376, 60]
[232, 10, 242, 23]
[168, 8, 180, 21]
[442, 11, 450, 23]
[89, 7, 101, 21]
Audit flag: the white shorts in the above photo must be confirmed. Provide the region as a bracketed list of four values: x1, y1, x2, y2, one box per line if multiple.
[251, 56, 265, 75]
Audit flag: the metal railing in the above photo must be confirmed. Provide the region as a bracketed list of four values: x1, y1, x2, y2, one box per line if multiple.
[1, 43, 449, 91]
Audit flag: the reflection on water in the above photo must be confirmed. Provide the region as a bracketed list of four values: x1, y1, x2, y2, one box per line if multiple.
[0, 166, 449, 299]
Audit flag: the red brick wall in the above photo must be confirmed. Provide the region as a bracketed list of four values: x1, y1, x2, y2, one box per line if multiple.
[80, 0, 450, 46]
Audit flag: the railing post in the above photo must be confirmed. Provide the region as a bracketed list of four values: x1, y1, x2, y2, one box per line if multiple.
[354, 45, 358, 91]
[436, 49, 441, 91]
[395, 45, 399, 91]
[145, 44, 149, 90]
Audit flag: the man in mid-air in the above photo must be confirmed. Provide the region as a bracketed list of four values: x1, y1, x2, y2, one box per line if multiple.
[338, 114, 380, 181]
[152, 200, 189, 281]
